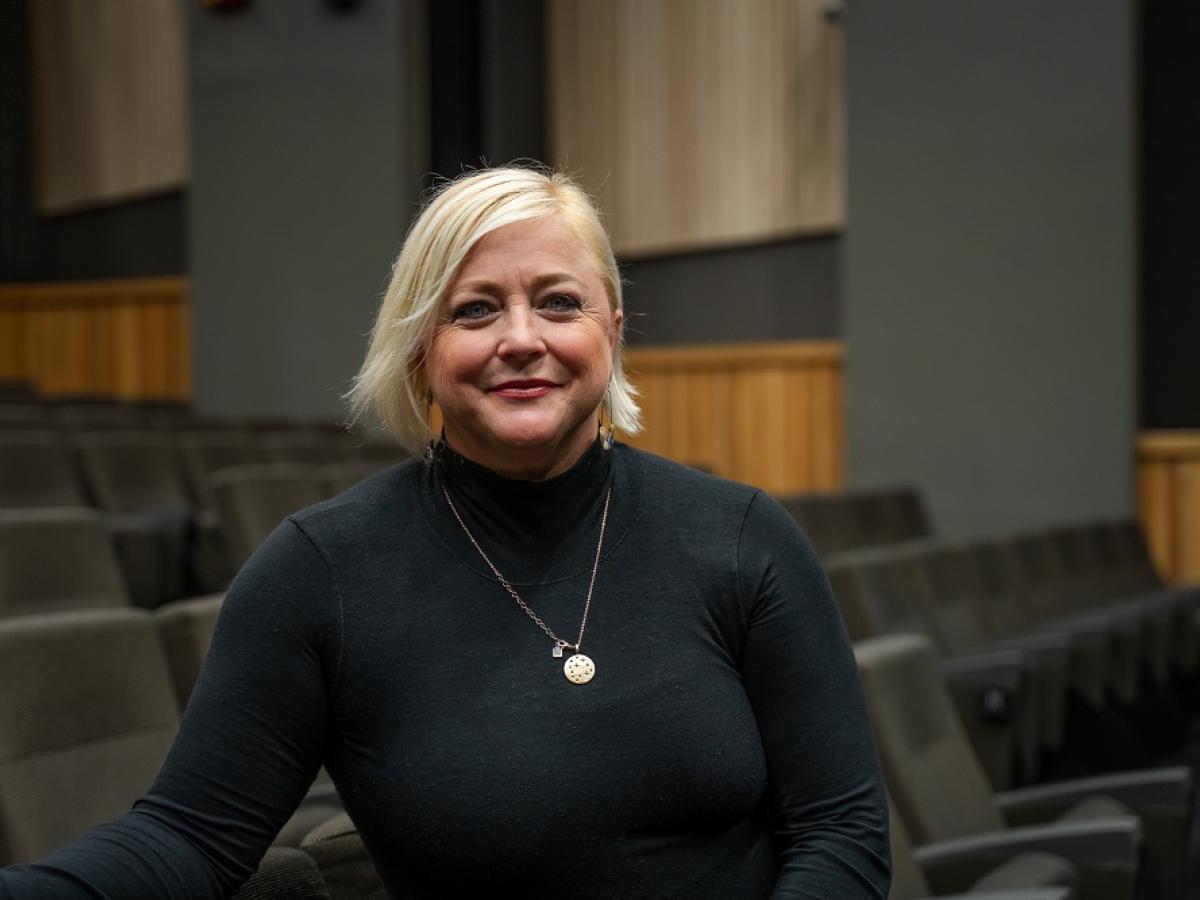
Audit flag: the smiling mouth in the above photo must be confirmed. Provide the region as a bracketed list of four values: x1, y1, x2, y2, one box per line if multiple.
[489, 380, 558, 399]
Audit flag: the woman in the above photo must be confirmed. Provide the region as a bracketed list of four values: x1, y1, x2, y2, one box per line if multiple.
[0, 167, 890, 898]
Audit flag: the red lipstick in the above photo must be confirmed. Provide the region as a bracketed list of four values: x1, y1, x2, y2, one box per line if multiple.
[489, 379, 557, 399]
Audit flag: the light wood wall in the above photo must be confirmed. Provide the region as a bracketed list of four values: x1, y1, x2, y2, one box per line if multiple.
[0, 278, 190, 400]
[621, 340, 843, 492]
[29, 0, 188, 214]
[1138, 431, 1200, 584]
[547, 0, 844, 257]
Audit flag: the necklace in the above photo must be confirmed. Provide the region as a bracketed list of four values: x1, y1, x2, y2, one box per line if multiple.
[441, 483, 612, 685]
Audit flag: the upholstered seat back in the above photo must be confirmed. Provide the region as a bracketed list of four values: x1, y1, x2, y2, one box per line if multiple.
[0, 431, 87, 509]
[854, 634, 1004, 845]
[0, 508, 130, 618]
[0, 609, 179, 863]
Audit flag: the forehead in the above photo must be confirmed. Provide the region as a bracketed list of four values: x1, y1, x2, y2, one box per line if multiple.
[453, 215, 599, 285]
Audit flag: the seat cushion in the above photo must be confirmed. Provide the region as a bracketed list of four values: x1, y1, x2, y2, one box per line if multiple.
[1055, 793, 1135, 823]
[969, 851, 1077, 891]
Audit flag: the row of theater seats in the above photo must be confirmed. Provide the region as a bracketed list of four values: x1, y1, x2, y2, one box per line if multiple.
[815, 516, 1200, 790]
[780, 490, 1199, 900]
[0, 397, 408, 608]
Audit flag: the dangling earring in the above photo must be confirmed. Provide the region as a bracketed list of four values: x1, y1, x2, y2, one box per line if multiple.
[599, 395, 614, 450]
[423, 389, 436, 462]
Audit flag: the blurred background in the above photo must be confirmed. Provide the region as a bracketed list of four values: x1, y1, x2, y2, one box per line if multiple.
[4, 3, 1200, 897]
[1, 0, 1196, 562]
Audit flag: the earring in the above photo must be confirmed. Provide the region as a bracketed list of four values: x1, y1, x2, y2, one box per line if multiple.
[423, 390, 436, 462]
[598, 402, 614, 450]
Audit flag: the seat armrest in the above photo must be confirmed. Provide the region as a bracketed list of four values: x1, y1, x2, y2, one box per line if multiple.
[995, 766, 1193, 822]
[914, 818, 1140, 876]
[931, 891, 1072, 900]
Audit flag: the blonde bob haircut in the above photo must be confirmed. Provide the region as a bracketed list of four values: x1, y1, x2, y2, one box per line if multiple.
[349, 166, 641, 455]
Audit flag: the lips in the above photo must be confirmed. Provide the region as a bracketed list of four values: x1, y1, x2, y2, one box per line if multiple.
[488, 379, 559, 399]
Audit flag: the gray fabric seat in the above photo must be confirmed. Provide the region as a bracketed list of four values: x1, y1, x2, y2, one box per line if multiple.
[0, 609, 179, 864]
[890, 795, 1077, 900]
[0, 508, 130, 618]
[154, 593, 226, 710]
[856, 634, 1193, 900]
[829, 546, 1039, 790]
[230, 846, 330, 899]
[208, 464, 329, 569]
[776, 491, 866, 557]
[301, 813, 388, 900]
[175, 430, 267, 510]
[73, 430, 201, 608]
[0, 430, 87, 508]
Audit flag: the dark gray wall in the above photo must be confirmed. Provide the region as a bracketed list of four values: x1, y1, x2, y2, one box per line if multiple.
[187, 0, 427, 420]
[845, 0, 1136, 539]
[621, 236, 840, 345]
[0, 0, 184, 282]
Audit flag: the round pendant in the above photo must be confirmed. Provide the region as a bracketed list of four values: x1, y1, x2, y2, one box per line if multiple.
[563, 653, 595, 684]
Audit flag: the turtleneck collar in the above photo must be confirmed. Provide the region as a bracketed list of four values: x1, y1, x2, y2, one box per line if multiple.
[431, 435, 615, 583]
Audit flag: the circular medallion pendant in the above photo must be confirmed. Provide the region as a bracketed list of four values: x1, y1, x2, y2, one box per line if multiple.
[563, 653, 596, 684]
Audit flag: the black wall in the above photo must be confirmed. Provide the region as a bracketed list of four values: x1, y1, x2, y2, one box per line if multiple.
[1140, 4, 1200, 428]
[0, 0, 185, 282]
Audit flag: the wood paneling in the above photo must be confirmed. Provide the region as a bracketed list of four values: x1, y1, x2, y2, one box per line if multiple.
[1137, 431, 1200, 584]
[29, 0, 188, 214]
[621, 340, 843, 492]
[0, 278, 190, 400]
[548, 0, 843, 257]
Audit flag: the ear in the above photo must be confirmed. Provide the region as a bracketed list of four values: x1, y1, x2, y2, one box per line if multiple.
[609, 307, 624, 351]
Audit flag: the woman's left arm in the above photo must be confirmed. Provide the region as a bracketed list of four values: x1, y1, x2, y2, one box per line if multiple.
[737, 491, 891, 899]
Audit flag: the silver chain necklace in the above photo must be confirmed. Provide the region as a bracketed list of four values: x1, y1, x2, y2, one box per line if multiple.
[441, 483, 612, 685]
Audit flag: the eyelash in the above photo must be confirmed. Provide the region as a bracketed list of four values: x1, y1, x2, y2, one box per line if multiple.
[451, 293, 581, 321]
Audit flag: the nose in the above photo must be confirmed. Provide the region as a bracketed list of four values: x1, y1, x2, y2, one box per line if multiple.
[496, 302, 546, 362]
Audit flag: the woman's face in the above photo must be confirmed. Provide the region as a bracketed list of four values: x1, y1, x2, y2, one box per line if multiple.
[425, 214, 622, 479]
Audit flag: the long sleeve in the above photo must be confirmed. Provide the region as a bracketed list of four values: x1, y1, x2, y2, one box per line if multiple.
[0, 519, 341, 899]
[737, 491, 891, 899]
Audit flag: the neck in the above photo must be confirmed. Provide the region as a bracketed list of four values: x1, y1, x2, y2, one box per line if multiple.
[433, 431, 613, 583]
[439, 425, 600, 481]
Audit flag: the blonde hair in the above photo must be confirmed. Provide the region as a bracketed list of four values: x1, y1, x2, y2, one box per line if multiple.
[348, 166, 641, 454]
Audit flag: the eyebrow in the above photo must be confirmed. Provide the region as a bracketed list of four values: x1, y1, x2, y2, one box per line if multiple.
[452, 272, 583, 295]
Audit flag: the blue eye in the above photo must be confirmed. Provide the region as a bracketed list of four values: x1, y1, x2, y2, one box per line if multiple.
[453, 300, 492, 320]
[544, 293, 581, 312]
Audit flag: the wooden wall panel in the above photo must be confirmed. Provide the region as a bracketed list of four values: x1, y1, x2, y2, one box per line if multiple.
[0, 278, 190, 401]
[29, 0, 188, 214]
[621, 341, 843, 492]
[1137, 432, 1200, 584]
[548, 0, 844, 256]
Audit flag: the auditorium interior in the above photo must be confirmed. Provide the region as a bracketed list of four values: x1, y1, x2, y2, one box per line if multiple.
[1, 1, 1200, 898]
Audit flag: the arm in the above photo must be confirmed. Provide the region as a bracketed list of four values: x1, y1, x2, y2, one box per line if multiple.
[0, 519, 341, 899]
[737, 492, 891, 899]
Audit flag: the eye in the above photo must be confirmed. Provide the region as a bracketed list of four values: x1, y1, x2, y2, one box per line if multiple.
[452, 300, 494, 321]
[542, 293, 582, 313]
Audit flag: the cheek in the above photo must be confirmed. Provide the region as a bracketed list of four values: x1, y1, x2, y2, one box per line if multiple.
[427, 332, 491, 390]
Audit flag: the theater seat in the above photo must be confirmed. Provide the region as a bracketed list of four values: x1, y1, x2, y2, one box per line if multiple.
[301, 813, 388, 900]
[209, 464, 330, 569]
[155, 593, 225, 709]
[0, 430, 88, 508]
[230, 846, 330, 900]
[855, 634, 1193, 900]
[0, 508, 130, 618]
[889, 795, 1076, 900]
[0, 609, 179, 864]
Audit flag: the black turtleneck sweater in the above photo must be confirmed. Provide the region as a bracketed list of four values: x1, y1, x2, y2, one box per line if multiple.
[1, 442, 890, 899]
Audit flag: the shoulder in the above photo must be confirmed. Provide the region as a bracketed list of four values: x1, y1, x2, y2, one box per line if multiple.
[617, 447, 815, 556]
[617, 443, 759, 509]
[285, 457, 425, 555]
